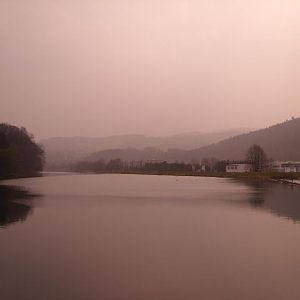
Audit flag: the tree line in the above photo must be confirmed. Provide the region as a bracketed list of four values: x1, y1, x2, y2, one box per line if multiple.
[71, 144, 269, 174]
[0, 123, 45, 179]
[72, 159, 193, 173]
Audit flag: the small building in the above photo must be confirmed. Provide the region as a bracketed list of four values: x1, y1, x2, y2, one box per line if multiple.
[199, 165, 207, 172]
[226, 163, 252, 173]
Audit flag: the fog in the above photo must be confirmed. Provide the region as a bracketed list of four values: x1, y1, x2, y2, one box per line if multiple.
[1, 0, 299, 139]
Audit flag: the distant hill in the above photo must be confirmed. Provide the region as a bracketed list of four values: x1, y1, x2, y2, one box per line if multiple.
[188, 118, 300, 161]
[43, 119, 300, 169]
[41, 129, 249, 167]
[83, 118, 300, 163]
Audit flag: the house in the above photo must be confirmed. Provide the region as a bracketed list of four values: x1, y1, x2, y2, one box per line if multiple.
[270, 161, 300, 173]
[226, 163, 252, 173]
[199, 165, 207, 172]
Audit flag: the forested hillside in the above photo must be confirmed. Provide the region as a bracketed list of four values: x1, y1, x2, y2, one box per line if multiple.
[188, 118, 300, 161]
[42, 129, 248, 167]
[0, 124, 44, 179]
[83, 118, 300, 163]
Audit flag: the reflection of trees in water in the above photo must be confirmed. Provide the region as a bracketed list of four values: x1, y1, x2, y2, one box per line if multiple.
[242, 180, 270, 207]
[240, 179, 300, 223]
[0, 185, 38, 228]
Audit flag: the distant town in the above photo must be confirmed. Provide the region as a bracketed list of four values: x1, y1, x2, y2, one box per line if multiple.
[226, 161, 300, 174]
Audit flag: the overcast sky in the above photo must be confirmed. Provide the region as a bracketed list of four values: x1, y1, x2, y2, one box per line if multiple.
[1, 0, 299, 139]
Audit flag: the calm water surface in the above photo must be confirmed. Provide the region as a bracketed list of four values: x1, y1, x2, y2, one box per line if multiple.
[1, 174, 300, 300]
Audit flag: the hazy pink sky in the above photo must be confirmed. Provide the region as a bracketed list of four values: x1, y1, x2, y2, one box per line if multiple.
[1, 0, 300, 139]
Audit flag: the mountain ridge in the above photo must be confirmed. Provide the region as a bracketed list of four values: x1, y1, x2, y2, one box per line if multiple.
[43, 118, 300, 168]
[42, 128, 250, 166]
[84, 118, 300, 163]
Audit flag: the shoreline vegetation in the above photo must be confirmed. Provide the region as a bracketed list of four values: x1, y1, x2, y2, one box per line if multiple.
[67, 151, 300, 186]
[0, 123, 45, 180]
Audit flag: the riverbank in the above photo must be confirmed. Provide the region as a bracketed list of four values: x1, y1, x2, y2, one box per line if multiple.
[71, 170, 300, 185]
[126, 170, 300, 180]
[0, 172, 43, 181]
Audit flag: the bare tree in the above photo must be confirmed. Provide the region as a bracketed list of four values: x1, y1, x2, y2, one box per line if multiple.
[246, 144, 268, 172]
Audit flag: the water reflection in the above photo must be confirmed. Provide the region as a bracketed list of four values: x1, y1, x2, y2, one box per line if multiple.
[235, 179, 300, 223]
[1, 175, 300, 300]
[0, 185, 37, 228]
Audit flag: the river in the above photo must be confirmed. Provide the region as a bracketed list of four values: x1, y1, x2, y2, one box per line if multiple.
[1, 174, 300, 300]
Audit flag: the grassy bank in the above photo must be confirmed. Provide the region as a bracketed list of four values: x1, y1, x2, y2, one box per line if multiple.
[120, 170, 300, 181]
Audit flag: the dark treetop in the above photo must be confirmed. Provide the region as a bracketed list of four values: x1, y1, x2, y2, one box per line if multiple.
[0, 123, 45, 179]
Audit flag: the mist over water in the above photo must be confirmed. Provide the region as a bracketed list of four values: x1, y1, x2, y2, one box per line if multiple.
[1, 174, 300, 300]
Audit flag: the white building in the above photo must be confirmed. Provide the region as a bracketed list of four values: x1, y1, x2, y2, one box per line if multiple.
[270, 161, 300, 173]
[226, 163, 252, 173]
